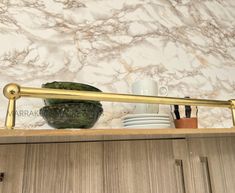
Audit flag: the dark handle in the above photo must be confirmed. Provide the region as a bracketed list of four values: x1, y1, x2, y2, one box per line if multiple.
[185, 106, 191, 118]
[0, 172, 4, 182]
[175, 159, 186, 193]
[174, 105, 181, 119]
[185, 97, 191, 118]
[200, 157, 213, 193]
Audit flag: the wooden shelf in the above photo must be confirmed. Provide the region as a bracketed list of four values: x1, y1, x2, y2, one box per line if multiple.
[0, 128, 235, 144]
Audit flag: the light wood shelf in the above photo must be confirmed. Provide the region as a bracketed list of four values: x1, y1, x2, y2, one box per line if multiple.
[0, 128, 235, 144]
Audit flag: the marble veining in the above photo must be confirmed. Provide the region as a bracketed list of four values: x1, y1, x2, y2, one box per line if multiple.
[0, 0, 235, 129]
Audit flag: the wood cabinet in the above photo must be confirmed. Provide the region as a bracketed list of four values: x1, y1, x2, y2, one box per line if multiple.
[0, 145, 25, 193]
[0, 137, 234, 193]
[104, 140, 151, 193]
[217, 137, 235, 193]
[188, 138, 226, 193]
[173, 140, 195, 193]
[188, 137, 235, 193]
[22, 139, 190, 193]
[23, 142, 104, 193]
[104, 139, 192, 193]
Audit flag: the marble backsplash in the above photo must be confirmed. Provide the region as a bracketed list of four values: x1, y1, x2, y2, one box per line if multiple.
[0, 0, 235, 129]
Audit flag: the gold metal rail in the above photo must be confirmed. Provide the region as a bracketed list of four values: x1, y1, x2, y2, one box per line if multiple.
[3, 83, 235, 129]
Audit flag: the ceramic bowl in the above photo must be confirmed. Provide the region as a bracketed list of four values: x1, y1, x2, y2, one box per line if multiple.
[42, 81, 102, 106]
[40, 102, 103, 129]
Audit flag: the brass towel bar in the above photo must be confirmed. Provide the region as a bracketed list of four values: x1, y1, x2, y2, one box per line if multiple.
[3, 83, 235, 129]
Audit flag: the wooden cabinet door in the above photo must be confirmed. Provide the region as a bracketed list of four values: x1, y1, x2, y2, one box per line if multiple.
[0, 144, 25, 193]
[188, 138, 226, 193]
[173, 140, 195, 193]
[104, 139, 194, 193]
[23, 142, 104, 193]
[23, 139, 192, 193]
[217, 137, 235, 193]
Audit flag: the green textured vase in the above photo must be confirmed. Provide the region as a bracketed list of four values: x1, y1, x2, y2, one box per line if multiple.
[40, 102, 103, 129]
[42, 81, 102, 106]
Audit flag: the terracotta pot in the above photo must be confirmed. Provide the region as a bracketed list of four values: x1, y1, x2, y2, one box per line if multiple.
[174, 117, 198, 129]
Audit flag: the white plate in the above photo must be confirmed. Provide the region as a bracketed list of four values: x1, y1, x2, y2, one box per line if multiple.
[124, 124, 171, 129]
[123, 113, 169, 119]
[123, 120, 170, 126]
[123, 117, 169, 123]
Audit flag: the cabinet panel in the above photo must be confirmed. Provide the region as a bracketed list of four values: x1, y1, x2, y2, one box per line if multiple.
[148, 139, 195, 193]
[104, 141, 151, 193]
[22, 139, 192, 193]
[0, 144, 25, 193]
[146, 140, 178, 193]
[23, 142, 104, 193]
[104, 139, 191, 193]
[70, 142, 104, 193]
[173, 140, 195, 193]
[2, 138, 235, 193]
[188, 138, 226, 193]
[217, 137, 235, 193]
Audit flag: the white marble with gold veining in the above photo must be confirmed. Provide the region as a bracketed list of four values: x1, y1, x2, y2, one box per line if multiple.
[0, 0, 234, 129]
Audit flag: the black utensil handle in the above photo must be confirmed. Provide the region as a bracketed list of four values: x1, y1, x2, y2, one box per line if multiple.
[185, 107, 191, 118]
[185, 97, 191, 118]
[174, 105, 180, 119]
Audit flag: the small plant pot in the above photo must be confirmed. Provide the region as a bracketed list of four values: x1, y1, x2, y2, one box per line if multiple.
[174, 117, 198, 129]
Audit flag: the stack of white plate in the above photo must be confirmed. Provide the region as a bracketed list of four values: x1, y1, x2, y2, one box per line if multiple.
[122, 114, 172, 129]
